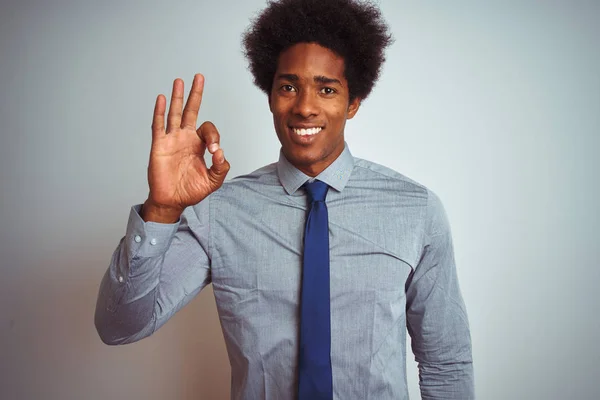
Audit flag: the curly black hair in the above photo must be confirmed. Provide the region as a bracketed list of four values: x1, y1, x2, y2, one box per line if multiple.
[242, 0, 393, 102]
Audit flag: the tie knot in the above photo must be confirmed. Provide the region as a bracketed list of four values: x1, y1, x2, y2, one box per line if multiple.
[304, 180, 329, 202]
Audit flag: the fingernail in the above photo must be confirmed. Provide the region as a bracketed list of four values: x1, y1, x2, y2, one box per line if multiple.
[208, 143, 219, 153]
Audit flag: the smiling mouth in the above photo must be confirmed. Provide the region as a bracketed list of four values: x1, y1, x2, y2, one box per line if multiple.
[291, 127, 323, 136]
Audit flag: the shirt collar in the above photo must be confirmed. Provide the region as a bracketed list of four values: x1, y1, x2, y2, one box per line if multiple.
[276, 143, 355, 195]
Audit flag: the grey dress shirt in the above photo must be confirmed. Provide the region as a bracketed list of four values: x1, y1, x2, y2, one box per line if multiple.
[95, 144, 474, 399]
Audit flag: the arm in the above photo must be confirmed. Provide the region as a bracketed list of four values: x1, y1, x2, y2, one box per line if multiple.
[94, 202, 212, 345]
[406, 191, 474, 399]
[94, 74, 230, 344]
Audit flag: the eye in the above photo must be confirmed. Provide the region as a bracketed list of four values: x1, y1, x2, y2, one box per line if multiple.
[320, 87, 336, 95]
[281, 84, 296, 92]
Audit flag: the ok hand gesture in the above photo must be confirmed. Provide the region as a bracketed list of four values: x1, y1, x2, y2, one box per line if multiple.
[142, 74, 230, 223]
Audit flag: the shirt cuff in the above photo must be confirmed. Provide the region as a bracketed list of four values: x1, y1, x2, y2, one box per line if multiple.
[127, 204, 180, 258]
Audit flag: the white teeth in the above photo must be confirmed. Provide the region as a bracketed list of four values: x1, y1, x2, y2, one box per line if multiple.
[293, 127, 322, 136]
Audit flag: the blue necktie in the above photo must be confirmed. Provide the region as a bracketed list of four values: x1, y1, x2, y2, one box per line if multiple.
[298, 180, 333, 400]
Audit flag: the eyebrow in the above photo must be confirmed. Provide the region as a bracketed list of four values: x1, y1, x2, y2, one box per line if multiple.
[276, 74, 342, 86]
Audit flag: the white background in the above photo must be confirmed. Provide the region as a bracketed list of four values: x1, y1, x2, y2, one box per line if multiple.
[1, 1, 599, 399]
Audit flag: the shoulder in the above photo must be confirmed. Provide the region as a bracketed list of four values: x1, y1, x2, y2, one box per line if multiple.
[206, 162, 283, 209]
[190, 162, 278, 208]
[219, 162, 280, 192]
[227, 162, 278, 185]
[351, 157, 429, 195]
[352, 157, 448, 230]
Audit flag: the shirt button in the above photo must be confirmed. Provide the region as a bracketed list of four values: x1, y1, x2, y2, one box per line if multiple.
[134, 235, 142, 243]
[118, 275, 124, 283]
[150, 238, 157, 246]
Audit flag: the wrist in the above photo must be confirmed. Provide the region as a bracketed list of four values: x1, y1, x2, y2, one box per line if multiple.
[141, 199, 183, 223]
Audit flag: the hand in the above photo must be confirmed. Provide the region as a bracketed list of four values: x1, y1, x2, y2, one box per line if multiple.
[142, 74, 230, 223]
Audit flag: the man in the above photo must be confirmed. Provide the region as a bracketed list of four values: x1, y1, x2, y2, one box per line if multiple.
[95, 0, 474, 398]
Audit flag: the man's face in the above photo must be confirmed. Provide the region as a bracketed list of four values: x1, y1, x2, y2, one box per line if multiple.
[269, 42, 360, 177]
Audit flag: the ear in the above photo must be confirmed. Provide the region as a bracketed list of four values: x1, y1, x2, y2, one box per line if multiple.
[346, 97, 361, 120]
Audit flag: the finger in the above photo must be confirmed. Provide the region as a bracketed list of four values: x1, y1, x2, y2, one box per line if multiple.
[181, 74, 204, 129]
[207, 148, 230, 189]
[166, 78, 184, 132]
[196, 121, 221, 154]
[152, 94, 166, 139]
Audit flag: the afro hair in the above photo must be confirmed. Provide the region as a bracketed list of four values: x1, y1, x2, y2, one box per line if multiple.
[242, 0, 393, 102]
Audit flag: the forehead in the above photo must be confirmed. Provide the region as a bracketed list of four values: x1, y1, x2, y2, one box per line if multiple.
[275, 42, 346, 82]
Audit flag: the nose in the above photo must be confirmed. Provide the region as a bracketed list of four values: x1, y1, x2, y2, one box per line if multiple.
[292, 90, 319, 118]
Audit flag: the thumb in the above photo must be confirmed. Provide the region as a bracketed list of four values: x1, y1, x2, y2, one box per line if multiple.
[207, 148, 230, 189]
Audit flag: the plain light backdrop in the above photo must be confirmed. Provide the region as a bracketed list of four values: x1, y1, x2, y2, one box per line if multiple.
[1, 0, 599, 399]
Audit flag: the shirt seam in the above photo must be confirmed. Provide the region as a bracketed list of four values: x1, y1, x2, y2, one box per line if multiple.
[351, 162, 428, 191]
